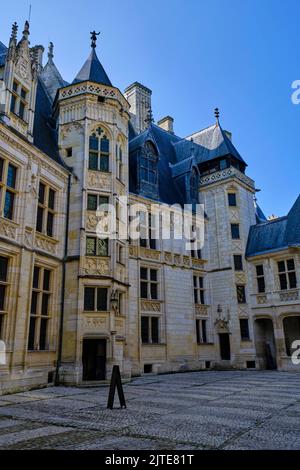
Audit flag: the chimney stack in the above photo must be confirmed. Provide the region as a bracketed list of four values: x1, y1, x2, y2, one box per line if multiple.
[157, 115, 174, 134]
[124, 82, 152, 134]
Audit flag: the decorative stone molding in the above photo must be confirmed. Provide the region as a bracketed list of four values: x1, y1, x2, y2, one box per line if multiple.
[83, 256, 110, 276]
[141, 300, 161, 312]
[195, 304, 208, 315]
[24, 227, 33, 248]
[200, 167, 255, 189]
[87, 170, 111, 191]
[84, 315, 108, 330]
[183, 256, 191, 267]
[60, 122, 84, 140]
[59, 82, 129, 110]
[86, 212, 100, 231]
[35, 233, 58, 255]
[279, 290, 299, 302]
[140, 247, 160, 261]
[0, 217, 18, 240]
[174, 254, 181, 265]
[235, 272, 247, 284]
[257, 294, 267, 305]
[192, 258, 205, 269]
[115, 318, 125, 336]
[129, 245, 138, 257]
[164, 252, 172, 263]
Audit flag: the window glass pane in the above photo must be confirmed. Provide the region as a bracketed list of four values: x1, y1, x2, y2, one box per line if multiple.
[100, 155, 109, 172]
[48, 189, 55, 210]
[98, 196, 109, 207]
[193, 276, 197, 287]
[89, 135, 98, 151]
[199, 277, 203, 288]
[30, 291, 38, 315]
[257, 277, 265, 293]
[4, 191, 14, 220]
[39, 183, 45, 204]
[36, 206, 44, 232]
[196, 319, 200, 343]
[13, 81, 18, 92]
[28, 317, 36, 350]
[86, 237, 96, 255]
[33, 266, 40, 289]
[43, 270, 51, 291]
[150, 269, 157, 281]
[279, 273, 287, 290]
[0, 158, 3, 181]
[47, 212, 54, 237]
[84, 287, 95, 311]
[0, 257, 8, 282]
[237, 285, 246, 303]
[39, 319, 48, 350]
[89, 153, 98, 170]
[234, 255, 243, 271]
[19, 101, 25, 119]
[287, 259, 295, 271]
[141, 281, 148, 299]
[10, 94, 16, 113]
[97, 238, 108, 256]
[7, 164, 17, 188]
[97, 288, 107, 311]
[194, 289, 198, 304]
[150, 283, 158, 300]
[277, 261, 285, 273]
[151, 317, 159, 343]
[41, 294, 49, 316]
[288, 272, 297, 289]
[87, 194, 97, 211]
[231, 224, 240, 239]
[200, 290, 205, 304]
[256, 265, 264, 276]
[141, 317, 149, 343]
[202, 320, 207, 343]
[101, 138, 109, 153]
[0, 285, 6, 310]
[140, 267, 148, 280]
[21, 88, 27, 100]
[228, 193, 237, 206]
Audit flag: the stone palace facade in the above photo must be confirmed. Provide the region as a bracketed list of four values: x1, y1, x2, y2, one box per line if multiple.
[0, 22, 299, 394]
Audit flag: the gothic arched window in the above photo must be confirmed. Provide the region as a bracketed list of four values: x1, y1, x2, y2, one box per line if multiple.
[190, 168, 199, 201]
[88, 128, 110, 172]
[140, 141, 158, 185]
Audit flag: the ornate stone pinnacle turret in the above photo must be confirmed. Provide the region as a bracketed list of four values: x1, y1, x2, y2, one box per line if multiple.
[22, 20, 30, 41]
[48, 42, 54, 62]
[10, 22, 18, 42]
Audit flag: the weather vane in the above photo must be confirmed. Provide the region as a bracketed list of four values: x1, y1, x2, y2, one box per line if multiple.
[214, 107, 220, 122]
[90, 30, 100, 48]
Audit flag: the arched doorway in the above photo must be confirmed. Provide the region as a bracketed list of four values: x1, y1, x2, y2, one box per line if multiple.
[254, 318, 277, 369]
[283, 316, 300, 356]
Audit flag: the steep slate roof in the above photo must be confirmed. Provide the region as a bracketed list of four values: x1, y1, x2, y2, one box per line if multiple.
[33, 77, 65, 165]
[72, 48, 112, 86]
[40, 58, 69, 102]
[0, 41, 7, 66]
[246, 194, 300, 257]
[184, 123, 246, 165]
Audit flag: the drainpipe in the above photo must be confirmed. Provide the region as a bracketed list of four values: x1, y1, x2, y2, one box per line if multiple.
[55, 173, 71, 385]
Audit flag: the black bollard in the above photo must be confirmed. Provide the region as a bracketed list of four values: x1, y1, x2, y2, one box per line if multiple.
[107, 365, 126, 409]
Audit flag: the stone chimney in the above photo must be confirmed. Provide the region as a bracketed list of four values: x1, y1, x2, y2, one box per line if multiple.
[124, 82, 152, 134]
[157, 116, 174, 134]
[31, 45, 44, 74]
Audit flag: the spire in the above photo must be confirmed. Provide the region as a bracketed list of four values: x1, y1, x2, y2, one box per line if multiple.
[145, 107, 154, 127]
[90, 30, 100, 49]
[72, 32, 112, 86]
[48, 42, 54, 63]
[214, 107, 220, 124]
[22, 20, 30, 41]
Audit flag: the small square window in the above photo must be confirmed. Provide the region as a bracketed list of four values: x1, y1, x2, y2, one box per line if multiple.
[228, 193, 237, 206]
[231, 223, 240, 239]
[234, 255, 243, 271]
[66, 148, 72, 157]
[237, 285, 246, 304]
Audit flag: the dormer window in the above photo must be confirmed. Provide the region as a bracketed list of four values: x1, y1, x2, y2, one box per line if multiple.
[88, 130, 110, 172]
[10, 80, 28, 121]
[140, 141, 157, 184]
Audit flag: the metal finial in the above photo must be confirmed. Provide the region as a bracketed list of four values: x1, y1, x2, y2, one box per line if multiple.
[214, 107, 220, 122]
[145, 107, 154, 126]
[190, 137, 195, 156]
[11, 22, 18, 41]
[22, 20, 30, 40]
[90, 30, 100, 48]
[48, 42, 54, 61]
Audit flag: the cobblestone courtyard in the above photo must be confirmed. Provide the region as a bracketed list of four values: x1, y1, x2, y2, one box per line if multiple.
[0, 371, 299, 450]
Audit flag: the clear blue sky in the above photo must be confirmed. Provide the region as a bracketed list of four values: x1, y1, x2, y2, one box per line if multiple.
[1, 0, 299, 216]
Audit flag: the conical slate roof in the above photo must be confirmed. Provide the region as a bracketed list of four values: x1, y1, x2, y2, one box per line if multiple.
[72, 48, 112, 86]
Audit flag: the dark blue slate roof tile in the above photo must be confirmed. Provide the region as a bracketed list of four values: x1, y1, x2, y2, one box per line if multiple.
[0, 41, 7, 66]
[72, 49, 112, 86]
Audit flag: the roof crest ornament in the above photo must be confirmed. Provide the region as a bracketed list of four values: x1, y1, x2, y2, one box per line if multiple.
[22, 20, 30, 41]
[48, 42, 54, 62]
[10, 22, 18, 42]
[90, 30, 100, 49]
[214, 107, 220, 124]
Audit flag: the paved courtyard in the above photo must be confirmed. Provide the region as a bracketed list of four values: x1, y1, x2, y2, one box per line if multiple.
[0, 370, 299, 450]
